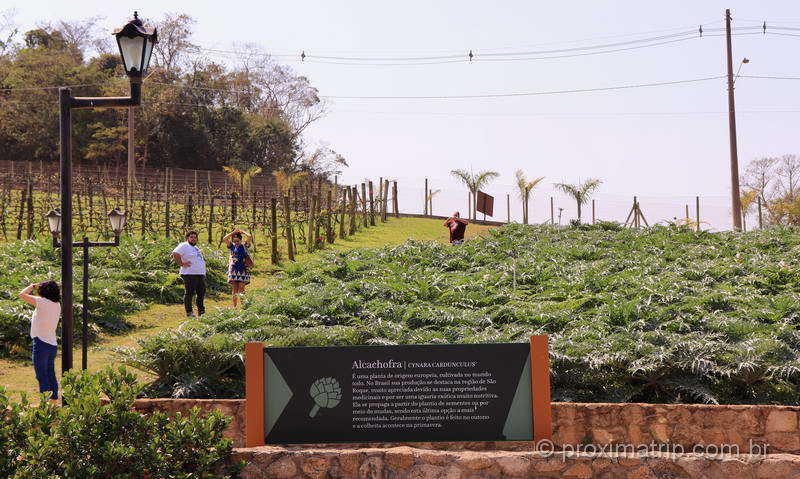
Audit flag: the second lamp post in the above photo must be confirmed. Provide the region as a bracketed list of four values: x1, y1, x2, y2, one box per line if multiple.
[47, 207, 127, 370]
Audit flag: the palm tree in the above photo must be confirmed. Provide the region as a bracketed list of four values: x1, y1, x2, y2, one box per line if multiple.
[272, 170, 309, 196]
[451, 169, 500, 219]
[515, 170, 545, 224]
[740, 189, 759, 231]
[553, 178, 603, 223]
[223, 165, 263, 194]
[426, 189, 441, 215]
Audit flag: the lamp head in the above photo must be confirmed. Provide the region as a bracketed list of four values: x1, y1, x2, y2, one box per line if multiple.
[113, 12, 158, 80]
[108, 207, 126, 234]
[46, 209, 61, 235]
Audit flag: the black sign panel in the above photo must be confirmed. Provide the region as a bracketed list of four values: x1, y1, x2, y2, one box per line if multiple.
[263, 343, 532, 444]
[477, 191, 494, 217]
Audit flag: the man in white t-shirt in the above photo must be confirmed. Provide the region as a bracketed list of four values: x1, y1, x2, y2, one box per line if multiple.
[172, 230, 207, 317]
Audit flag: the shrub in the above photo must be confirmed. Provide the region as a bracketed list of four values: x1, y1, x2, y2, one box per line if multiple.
[0, 367, 242, 478]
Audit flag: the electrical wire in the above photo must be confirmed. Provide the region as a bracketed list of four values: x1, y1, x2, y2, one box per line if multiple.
[0, 82, 109, 92]
[740, 75, 800, 81]
[321, 76, 725, 100]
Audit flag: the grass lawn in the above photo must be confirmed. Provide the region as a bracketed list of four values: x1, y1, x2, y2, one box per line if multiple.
[0, 217, 493, 400]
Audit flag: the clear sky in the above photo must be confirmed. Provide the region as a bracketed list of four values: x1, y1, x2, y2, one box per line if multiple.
[8, 1, 800, 228]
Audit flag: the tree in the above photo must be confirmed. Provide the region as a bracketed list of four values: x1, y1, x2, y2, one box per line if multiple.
[553, 178, 603, 224]
[515, 170, 544, 225]
[742, 155, 800, 225]
[223, 165, 262, 194]
[450, 169, 500, 219]
[740, 189, 759, 231]
[272, 170, 308, 196]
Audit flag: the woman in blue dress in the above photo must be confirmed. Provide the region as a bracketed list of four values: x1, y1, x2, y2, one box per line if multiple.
[223, 227, 252, 307]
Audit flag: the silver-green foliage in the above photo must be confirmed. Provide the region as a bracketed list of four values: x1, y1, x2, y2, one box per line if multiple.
[125, 224, 800, 404]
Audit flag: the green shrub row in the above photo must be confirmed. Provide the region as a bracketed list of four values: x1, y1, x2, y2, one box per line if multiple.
[120, 224, 800, 404]
[0, 367, 241, 478]
[0, 238, 228, 358]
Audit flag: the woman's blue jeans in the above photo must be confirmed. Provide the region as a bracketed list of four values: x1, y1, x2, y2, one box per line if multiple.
[32, 337, 58, 400]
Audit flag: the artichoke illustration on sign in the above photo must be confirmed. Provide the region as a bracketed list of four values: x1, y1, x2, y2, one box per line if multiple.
[309, 377, 342, 417]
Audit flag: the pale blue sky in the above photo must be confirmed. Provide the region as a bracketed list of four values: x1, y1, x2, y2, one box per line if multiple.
[8, 1, 800, 228]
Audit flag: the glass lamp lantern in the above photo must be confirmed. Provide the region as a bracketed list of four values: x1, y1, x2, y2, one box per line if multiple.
[113, 12, 158, 80]
[108, 208, 127, 234]
[46, 209, 62, 235]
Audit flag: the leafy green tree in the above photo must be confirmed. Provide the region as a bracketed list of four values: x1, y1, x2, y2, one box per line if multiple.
[450, 169, 500, 219]
[553, 178, 602, 223]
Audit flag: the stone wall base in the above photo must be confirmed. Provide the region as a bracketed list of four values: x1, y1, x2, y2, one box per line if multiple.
[231, 445, 800, 479]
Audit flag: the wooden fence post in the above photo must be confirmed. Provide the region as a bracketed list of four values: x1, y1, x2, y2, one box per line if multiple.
[369, 181, 376, 226]
[307, 194, 316, 253]
[382, 180, 389, 222]
[695, 196, 700, 232]
[271, 197, 279, 264]
[393, 181, 399, 218]
[339, 187, 347, 239]
[25, 181, 34, 239]
[326, 189, 334, 244]
[349, 186, 357, 235]
[283, 195, 294, 261]
[208, 196, 215, 244]
[361, 183, 368, 227]
[424, 178, 428, 215]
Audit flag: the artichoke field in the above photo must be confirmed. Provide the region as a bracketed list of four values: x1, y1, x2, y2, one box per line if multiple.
[123, 223, 800, 404]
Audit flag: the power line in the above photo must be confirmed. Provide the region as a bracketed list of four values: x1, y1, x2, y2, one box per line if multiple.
[0, 82, 109, 92]
[740, 74, 800, 81]
[321, 76, 726, 100]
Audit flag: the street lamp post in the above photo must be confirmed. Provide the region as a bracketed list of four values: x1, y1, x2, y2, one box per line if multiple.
[47, 208, 127, 370]
[59, 12, 156, 374]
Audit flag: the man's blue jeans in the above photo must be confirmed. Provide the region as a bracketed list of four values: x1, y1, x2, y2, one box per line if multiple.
[32, 337, 58, 400]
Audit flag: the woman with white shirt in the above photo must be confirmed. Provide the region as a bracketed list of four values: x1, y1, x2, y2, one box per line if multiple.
[19, 281, 61, 402]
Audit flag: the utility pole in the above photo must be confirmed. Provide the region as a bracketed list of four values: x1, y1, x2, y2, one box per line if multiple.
[726, 9, 743, 231]
[128, 107, 136, 195]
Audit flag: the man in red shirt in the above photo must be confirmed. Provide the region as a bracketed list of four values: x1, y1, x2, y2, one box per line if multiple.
[444, 212, 469, 245]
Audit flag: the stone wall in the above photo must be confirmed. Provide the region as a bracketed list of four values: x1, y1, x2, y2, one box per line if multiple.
[132, 399, 800, 454]
[231, 446, 800, 479]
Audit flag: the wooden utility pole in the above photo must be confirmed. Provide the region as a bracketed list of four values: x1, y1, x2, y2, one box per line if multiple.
[726, 9, 743, 231]
[127, 108, 136, 199]
[507, 194, 510, 223]
[592, 200, 596, 224]
[550, 197, 554, 225]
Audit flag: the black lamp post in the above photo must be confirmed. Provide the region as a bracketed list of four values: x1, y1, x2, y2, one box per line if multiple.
[58, 12, 156, 374]
[48, 207, 127, 370]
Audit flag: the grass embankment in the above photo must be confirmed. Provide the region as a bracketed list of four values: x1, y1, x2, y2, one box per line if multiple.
[0, 217, 491, 399]
[126, 223, 800, 405]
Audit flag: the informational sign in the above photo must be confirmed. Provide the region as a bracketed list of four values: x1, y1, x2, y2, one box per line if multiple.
[476, 191, 494, 217]
[245, 338, 551, 446]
